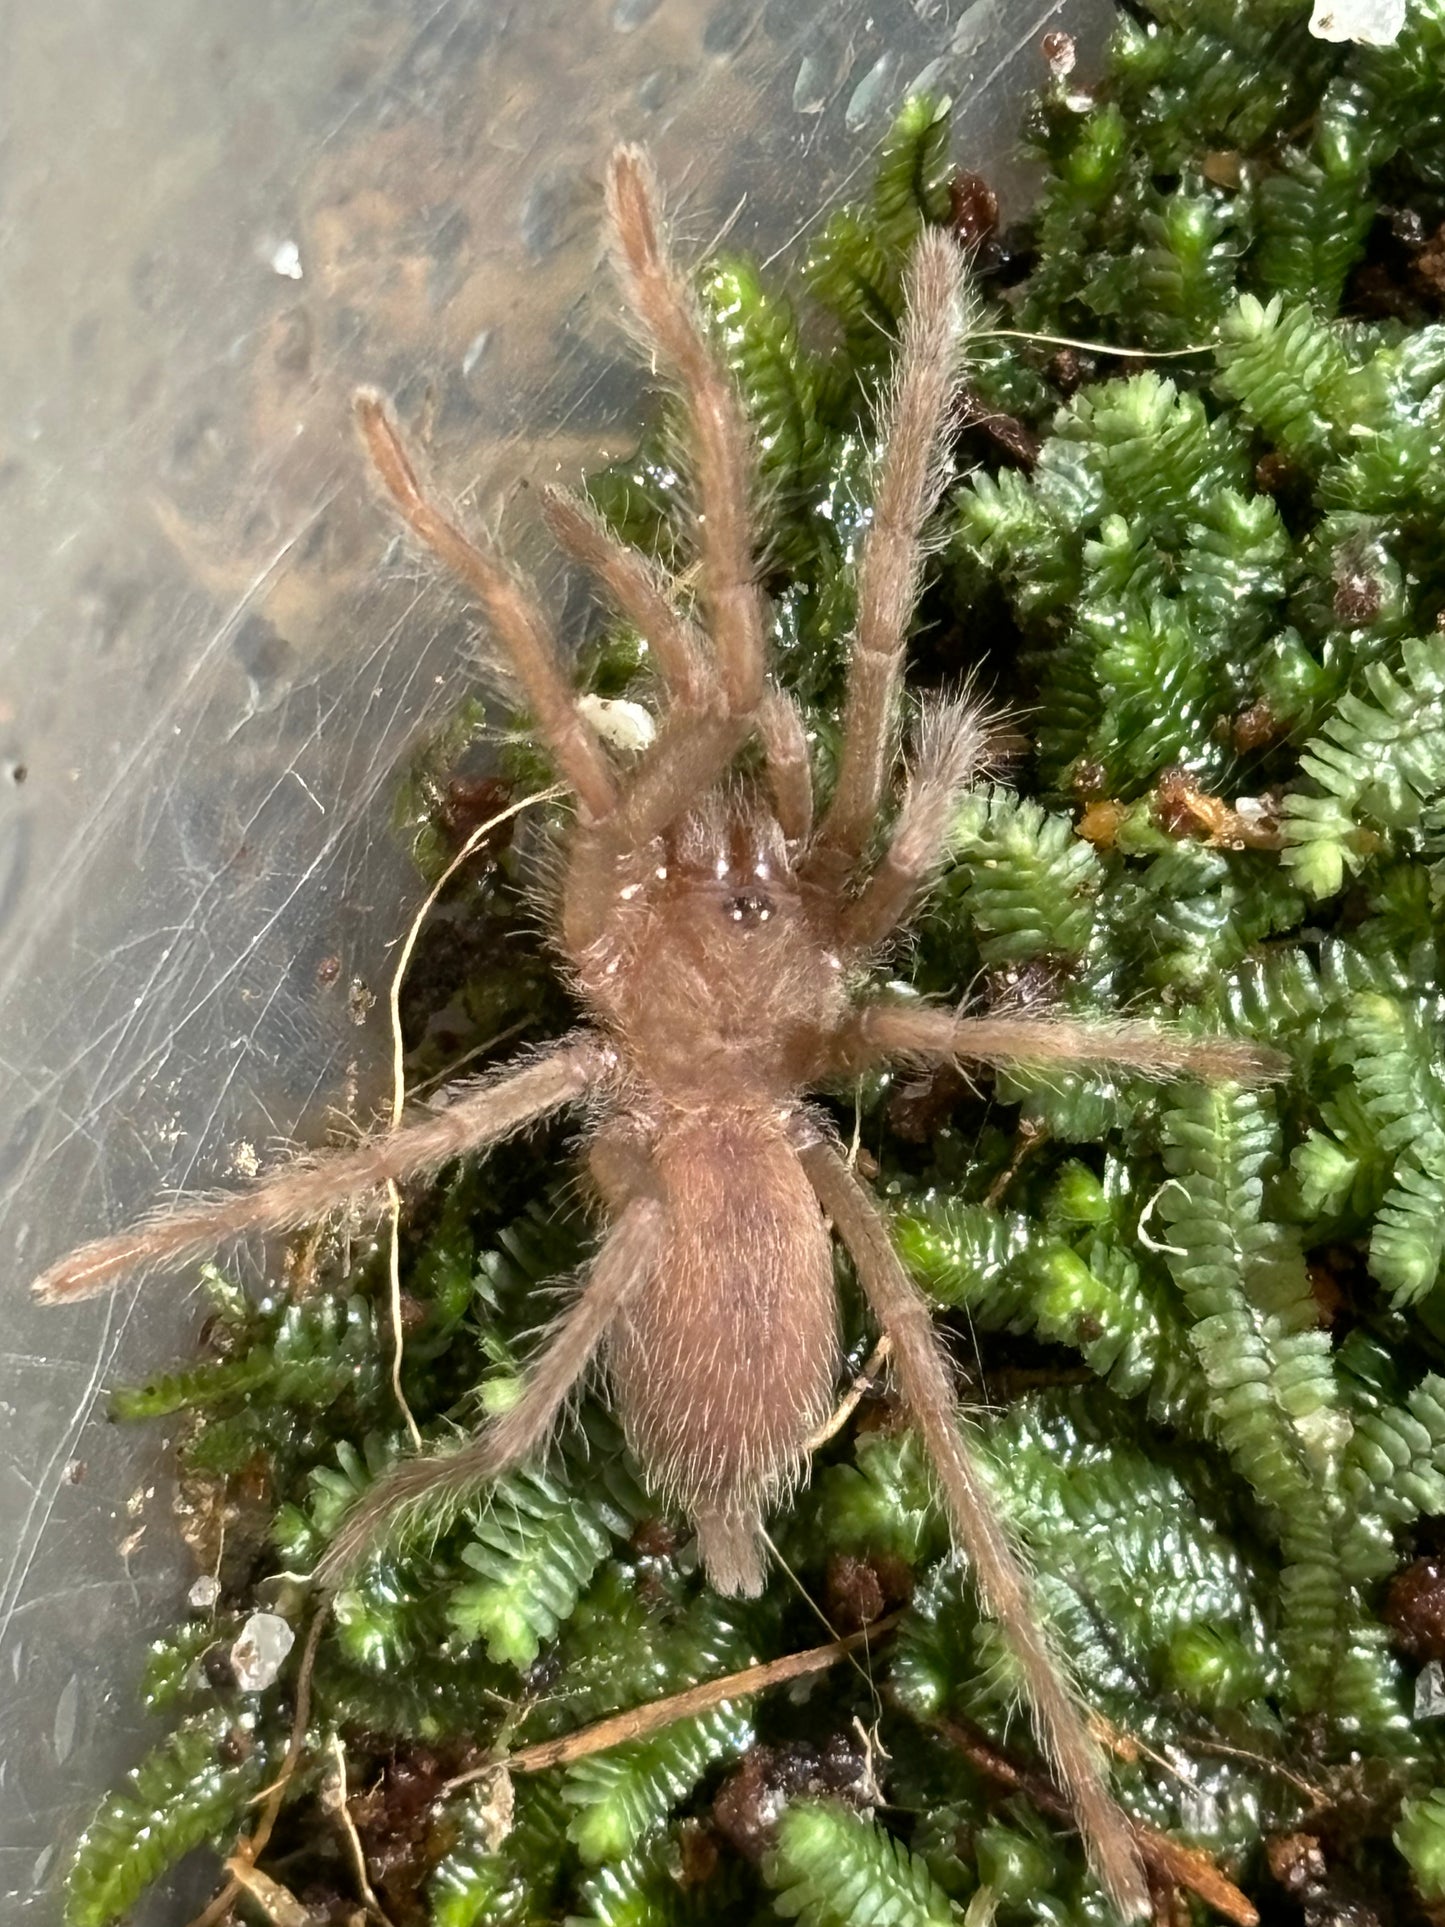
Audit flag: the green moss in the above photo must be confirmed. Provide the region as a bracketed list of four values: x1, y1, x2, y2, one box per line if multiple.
[69, 11, 1445, 1923]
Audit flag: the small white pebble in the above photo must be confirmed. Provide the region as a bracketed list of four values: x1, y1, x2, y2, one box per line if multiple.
[187, 1574, 221, 1612]
[1417, 1660, 1445, 1720]
[1309, 0, 1406, 44]
[270, 238, 304, 280]
[231, 1611, 296, 1692]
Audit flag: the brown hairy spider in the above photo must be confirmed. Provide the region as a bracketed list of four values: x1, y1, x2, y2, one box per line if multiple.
[34, 147, 1279, 1918]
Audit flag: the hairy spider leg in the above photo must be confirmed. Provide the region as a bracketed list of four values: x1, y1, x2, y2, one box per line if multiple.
[30, 1041, 606, 1305]
[354, 394, 618, 822]
[756, 686, 814, 844]
[810, 229, 973, 887]
[315, 1192, 662, 1590]
[840, 694, 991, 949]
[605, 146, 766, 722]
[547, 146, 770, 881]
[793, 1129, 1152, 1922]
[541, 495, 816, 847]
[834, 1000, 1288, 1085]
[560, 146, 819, 942]
[538, 485, 713, 710]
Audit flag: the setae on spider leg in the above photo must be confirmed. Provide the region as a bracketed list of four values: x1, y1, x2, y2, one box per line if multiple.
[757, 687, 815, 844]
[605, 146, 766, 722]
[538, 485, 713, 711]
[31, 1039, 607, 1304]
[315, 1192, 663, 1590]
[793, 1128, 1151, 1922]
[562, 146, 803, 866]
[839, 694, 992, 949]
[810, 229, 974, 885]
[835, 1001, 1288, 1085]
[354, 393, 618, 821]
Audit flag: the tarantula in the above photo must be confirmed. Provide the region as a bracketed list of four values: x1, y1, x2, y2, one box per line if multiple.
[35, 147, 1278, 1917]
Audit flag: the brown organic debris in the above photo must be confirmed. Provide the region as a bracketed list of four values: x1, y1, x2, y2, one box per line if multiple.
[823, 1548, 914, 1631]
[1265, 1829, 1384, 1927]
[1332, 564, 1384, 628]
[713, 1731, 874, 1861]
[1415, 220, 1445, 301]
[932, 1713, 1259, 1926]
[1231, 699, 1283, 755]
[445, 1617, 902, 1795]
[950, 171, 1000, 253]
[955, 386, 1041, 468]
[1384, 1555, 1445, 1661]
[1152, 768, 1283, 850]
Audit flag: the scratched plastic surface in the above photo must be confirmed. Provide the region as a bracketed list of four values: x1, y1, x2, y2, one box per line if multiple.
[0, 0, 1110, 1915]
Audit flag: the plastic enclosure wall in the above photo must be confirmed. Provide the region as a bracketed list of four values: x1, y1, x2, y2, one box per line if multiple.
[0, 0, 1109, 1917]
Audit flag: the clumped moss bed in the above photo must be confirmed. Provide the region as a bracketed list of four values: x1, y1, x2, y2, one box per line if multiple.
[67, 4, 1445, 1922]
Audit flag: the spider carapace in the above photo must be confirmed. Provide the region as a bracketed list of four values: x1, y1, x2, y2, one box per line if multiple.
[34, 145, 1283, 1919]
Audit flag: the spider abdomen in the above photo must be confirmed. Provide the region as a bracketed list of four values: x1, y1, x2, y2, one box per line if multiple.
[606, 1110, 838, 1595]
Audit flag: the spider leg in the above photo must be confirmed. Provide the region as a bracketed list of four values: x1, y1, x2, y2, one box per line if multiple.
[315, 1191, 662, 1590]
[809, 230, 972, 887]
[541, 491, 815, 845]
[792, 1128, 1150, 1922]
[539, 484, 713, 710]
[839, 695, 989, 949]
[831, 1001, 1287, 1084]
[605, 146, 766, 723]
[31, 1038, 607, 1304]
[608, 710, 755, 849]
[355, 394, 617, 821]
[550, 147, 806, 855]
[757, 687, 814, 844]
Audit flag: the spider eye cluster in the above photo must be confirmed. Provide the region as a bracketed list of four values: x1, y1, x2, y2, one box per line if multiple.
[724, 889, 773, 926]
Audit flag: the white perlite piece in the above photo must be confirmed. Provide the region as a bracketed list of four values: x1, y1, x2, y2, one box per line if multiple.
[231, 1611, 296, 1692]
[1416, 1659, 1445, 1720]
[577, 693, 657, 756]
[1309, 0, 1407, 45]
[187, 1574, 221, 1612]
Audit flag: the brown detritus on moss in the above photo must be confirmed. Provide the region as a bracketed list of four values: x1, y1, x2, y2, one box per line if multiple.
[1265, 1831, 1385, 1927]
[931, 1712, 1260, 1925]
[1254, 450, 1299, 497]
[712, 1731, 873, 1861]
[629, 1516, 681, 1562]
[1384, 1557, 1445, 1663]
[884, 1061, 972, 1142]
[955, 385, 1041, 468]
[1232, 699, 1284, 755]
[435, 773, 517, 856]
[1152, 769, 1283, 851]
[823, 1550, 915, 1631]
[344, 1744, 472, 1912]
[1076, 798, 1126, 849]
[675, 1818, 722, 1887]
[949, 171, 999, 254]
[1305, 1259, 1349, 1329]
[441, 1618, 903, 1804]
[1416, 222, 1445, 302]
[1078, 773, 1284, 854]
[1047, 343, 1096, 396]
[1202, 150, 1244, 191]
[1332, 558, 1385, 629]
[1070, 756, 1109, 801]
[984, 1114, 1048, 1207]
